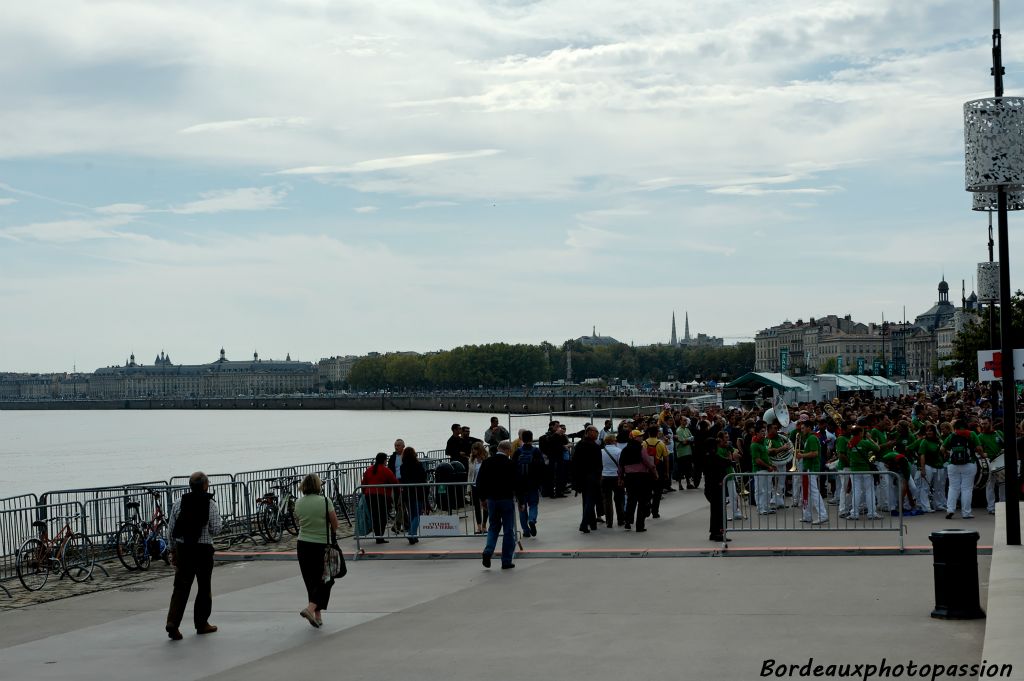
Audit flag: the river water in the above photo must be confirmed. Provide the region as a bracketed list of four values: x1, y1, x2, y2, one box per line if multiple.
[0, 409, 597, 498]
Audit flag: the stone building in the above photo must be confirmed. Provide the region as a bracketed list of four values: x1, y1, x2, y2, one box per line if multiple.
[89, 349, 317, 398]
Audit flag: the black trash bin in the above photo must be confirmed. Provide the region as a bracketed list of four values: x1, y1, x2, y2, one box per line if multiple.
[929, 529, 986, 620]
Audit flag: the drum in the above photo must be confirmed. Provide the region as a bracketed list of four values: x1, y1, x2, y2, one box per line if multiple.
[974, 457, 990, 489]
[990, 454, 1006, 484]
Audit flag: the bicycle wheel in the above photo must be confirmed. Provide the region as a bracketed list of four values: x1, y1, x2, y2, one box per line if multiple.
[115, 523, 141, 571]
[61, 533, 95, 583]
[131, 529, 152, 571]
[259, 504, 282, 542]
[16, 538, 50, 591]
[283, 496, 298, 536]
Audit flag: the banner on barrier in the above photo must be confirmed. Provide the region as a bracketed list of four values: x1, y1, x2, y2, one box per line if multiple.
[419, 515, 461, 536]
[977, 349, 1024, 382]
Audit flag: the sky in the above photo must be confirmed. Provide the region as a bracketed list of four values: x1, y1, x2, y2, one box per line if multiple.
[0, 0, 1021, 373]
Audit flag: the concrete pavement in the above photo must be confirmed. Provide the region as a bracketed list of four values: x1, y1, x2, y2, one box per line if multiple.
[0, 487, 1009, 681]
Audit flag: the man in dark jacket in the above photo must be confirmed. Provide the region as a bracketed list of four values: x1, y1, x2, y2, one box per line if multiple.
[476, 440, 518, 569]
[539, 421, 569, 497]
[513, 431, 546, 537]
[571, 425, 604, 532]
[445, 424, 467, 467]
[165, 471, 222, 640]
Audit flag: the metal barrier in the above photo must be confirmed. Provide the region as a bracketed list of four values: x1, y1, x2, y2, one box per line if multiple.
[0, 494, 39, 514]
[0, 501, 90, 595]
[165, 481, 254, 546]
[723, 470, 905, 550]
[352, 482, 520, 558]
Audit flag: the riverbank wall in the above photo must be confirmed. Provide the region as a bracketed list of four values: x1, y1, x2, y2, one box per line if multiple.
[0, 395, 677, 413]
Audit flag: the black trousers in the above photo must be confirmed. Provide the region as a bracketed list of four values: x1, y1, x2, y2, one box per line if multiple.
[600, 477, 626, 526]
[624, 474, 652, 530]
[166, 543, 214, 629]
[705, 482, 724, 538]
[296, 540, 334, 610]
[367, 494, 389, 538]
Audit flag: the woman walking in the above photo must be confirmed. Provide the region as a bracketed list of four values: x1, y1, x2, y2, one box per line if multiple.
[468, 441, 490, 534]
[294, 474, 339, 629]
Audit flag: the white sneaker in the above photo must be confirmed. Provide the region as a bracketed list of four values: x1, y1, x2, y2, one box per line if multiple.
[867, 514, 882, 520]
[848, 515, 859, 520]
[812, 519, 828, 525]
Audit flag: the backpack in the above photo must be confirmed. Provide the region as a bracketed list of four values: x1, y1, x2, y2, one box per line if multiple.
[948, 433, 972, 466]
[516, 447, 536, 481]
[644, 440, 660, 463]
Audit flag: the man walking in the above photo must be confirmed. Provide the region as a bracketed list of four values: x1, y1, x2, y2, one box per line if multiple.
[476, 440, 518, 570]
[165, 471, 222, 641]
[513, 431, 545, 537]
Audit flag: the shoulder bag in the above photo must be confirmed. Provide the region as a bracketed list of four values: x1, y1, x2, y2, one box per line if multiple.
[322, 496, 347, 582]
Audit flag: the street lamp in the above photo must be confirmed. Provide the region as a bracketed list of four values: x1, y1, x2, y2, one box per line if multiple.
[963, 0, 1022, 545]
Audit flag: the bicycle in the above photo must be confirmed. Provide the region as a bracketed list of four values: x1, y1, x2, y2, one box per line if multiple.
[130, 491, 170, 570]
[16, 514, 96, 591]
[254, 477, 298, 543]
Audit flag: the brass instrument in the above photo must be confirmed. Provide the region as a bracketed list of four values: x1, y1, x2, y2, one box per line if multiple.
[823, 402, 844, 427]
[789, 431, 803, 473]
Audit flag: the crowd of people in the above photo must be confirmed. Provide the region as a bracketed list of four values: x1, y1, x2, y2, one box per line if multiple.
[159, 386, 1019, 638]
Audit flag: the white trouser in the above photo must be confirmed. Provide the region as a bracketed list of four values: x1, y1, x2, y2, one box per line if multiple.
[946, 462, 977, 518]
[838, 472, 852, 515]
[772, 462, 787, 507]
[756, 471, 773, 514]
[851, 472, 876, 519]
[800, 473, 828, 523]
[874, 461, 891, 512]
[792, 470, 803, 509]
[910, 464, 931, 512]
[726, 477, 740, 519]
[923, 465, 947, 511]
[986, 470, 997, 513]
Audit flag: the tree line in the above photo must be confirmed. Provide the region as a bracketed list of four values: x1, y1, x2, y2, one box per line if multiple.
[345, 341, 755, 390]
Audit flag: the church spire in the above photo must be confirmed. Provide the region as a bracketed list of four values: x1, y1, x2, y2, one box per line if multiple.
[671, 311, 677, 346]
[685, 311, 691, 341]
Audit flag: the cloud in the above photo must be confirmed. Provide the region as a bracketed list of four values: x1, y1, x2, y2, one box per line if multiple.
[276, 149, 503, 175]
[707, 185, 844, 196]
[0, 198, 16, 206]
[0, 216, 135, 243]
[354, 205, 378, 213]
[179, 117, 311, 135]
[169, 187, 288, 214]
[95, 202, 147, 215]
[402, 200, 459, 209]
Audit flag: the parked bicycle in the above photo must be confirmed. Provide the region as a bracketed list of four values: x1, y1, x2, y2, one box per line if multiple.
[115, 489, 169, 571]
[254, 477, 298, 542]
[16, 514, 96, 591]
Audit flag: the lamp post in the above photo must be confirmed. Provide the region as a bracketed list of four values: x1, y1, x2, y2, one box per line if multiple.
[963, 0, 1021, 545]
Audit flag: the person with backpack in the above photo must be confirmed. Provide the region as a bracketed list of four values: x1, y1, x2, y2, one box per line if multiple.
[642, 426, 669, 518]
[619, 429, 657, 532]
[513, 430, 545, 537]
[941, 419, 984, 519]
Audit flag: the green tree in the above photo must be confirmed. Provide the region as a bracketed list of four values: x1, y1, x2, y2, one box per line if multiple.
[951, 291, 1024, 378]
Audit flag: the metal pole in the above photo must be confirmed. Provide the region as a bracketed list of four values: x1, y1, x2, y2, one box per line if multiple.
[996, 189, 1021, 544]
[990, 0, 1020, 545]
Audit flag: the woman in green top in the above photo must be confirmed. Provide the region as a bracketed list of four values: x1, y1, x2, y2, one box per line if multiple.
[295, 473, 339, 628]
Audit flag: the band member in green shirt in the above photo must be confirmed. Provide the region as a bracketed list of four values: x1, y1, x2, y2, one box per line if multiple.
[846, 426, 882, 520]
[795, 420, 828, 524]
[916, 423, 946, 513]
[750, 422, 774, 515]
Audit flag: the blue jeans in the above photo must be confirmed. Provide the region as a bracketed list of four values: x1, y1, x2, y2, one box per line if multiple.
[517, 488, 539, 531]
[407, 499, 421, 537]
[484, 499, 517, 566]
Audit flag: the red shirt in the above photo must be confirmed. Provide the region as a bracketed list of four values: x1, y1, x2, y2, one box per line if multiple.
[361, 465, 398, 494]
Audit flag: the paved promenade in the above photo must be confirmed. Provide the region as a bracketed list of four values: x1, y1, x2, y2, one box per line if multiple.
[0, 489, 1014, 681]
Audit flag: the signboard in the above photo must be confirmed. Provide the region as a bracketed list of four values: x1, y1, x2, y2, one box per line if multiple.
[887, 360, 895, 377]
[418, 515, 462, 537]
[872, 358, 881, 375]
[856, 357, 865, 375]
[837, 355, 844, 373]
[898, 360, 906, 376]
[977, 349, 1024, 382]
[780, 347, 789, 372]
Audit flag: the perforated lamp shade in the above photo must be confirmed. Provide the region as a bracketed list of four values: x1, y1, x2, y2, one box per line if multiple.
[972, 191, 1024, 210]
[964, 97, 1024, 192]
[978, 262, 1001, 302]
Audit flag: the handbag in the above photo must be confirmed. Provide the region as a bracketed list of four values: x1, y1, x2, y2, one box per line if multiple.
[322, 496, 347, 582]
